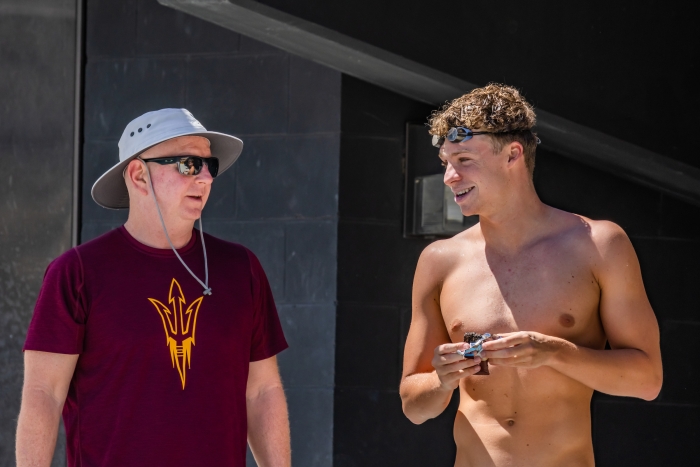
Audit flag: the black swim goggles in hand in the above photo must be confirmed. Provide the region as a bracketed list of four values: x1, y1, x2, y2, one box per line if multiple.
[432, 127, 492, 148]
[143, 156, 220, 178]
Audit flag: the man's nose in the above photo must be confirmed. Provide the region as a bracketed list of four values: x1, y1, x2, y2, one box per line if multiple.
[444, 162, 460, 185]
[195, 162, 214, 183]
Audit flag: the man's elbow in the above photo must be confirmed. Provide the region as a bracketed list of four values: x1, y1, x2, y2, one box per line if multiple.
[246, 383, 285, 403]
[399, 388, 439, 425]
[639, 372, 663, 401]
[401, 401, 430, 425]
[633, 361, 663, 401]
[399, 385, 424, 424]
[21, 384, 65, 414]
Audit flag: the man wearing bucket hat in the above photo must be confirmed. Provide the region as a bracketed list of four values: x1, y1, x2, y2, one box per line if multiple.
[16, 109, 291, 467]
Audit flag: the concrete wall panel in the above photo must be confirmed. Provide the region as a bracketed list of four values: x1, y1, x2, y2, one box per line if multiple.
[0, 1, 77, 465]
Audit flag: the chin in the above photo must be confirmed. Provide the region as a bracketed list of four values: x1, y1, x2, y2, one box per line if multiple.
[459, 205, 478, 218]
[459, 193, 485, 216]
[181, 208, 204, 221]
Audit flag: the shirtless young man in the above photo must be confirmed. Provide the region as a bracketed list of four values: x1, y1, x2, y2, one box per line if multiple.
[400, 84, 663, 466]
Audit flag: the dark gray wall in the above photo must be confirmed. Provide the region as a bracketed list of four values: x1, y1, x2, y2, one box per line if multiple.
[258, 0, 699, 170]
[0, 1, 76, 465]
[80, 1, 340, 465]
[335, 76, 459, 465]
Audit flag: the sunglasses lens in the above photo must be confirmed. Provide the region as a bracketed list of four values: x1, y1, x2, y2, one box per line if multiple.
[178, 157, 202, 176]
[208, 157, 219, 178]
[176, 157, 220, 178]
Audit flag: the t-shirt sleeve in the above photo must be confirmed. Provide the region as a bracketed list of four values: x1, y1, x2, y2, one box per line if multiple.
[246, 249, 288, 361]
[24, 248, 87, 354]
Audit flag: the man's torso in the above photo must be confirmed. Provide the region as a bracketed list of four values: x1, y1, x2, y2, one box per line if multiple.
[439, 213, 606, 466]
[25, 227, 287, 467]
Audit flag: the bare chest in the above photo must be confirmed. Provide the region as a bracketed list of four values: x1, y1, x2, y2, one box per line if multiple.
[440, 248, 604, 346]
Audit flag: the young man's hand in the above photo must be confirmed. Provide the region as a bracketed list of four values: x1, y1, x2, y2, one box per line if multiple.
[480, 331, 558, 368]
[432, 342, 484, 391]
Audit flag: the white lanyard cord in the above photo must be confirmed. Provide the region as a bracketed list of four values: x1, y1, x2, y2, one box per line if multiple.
[140, 158, 212, 295]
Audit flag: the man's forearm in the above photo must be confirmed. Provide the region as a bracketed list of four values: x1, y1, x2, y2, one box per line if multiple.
[247, 386, 290, 467]
[547, 339, 662, 400]
[16, 389, 63, 467]
[400, 372, 454, 424]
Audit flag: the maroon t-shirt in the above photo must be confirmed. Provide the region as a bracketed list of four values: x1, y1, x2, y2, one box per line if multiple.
[24, 227, 288, 467]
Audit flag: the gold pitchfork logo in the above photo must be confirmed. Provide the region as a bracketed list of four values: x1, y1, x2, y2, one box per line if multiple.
[148, 278, 203, 389]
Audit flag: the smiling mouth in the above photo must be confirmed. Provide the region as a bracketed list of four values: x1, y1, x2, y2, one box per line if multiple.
[454, 186, 474, 201]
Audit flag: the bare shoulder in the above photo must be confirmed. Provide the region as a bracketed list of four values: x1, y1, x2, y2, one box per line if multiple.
[538, 210, 633, 265]
[416, 224, 482, 279]
[549, 211, 627, 247]
[555, 214, 637, 278]
[583, 217, 633, 256]
[585, 217, 627, 239]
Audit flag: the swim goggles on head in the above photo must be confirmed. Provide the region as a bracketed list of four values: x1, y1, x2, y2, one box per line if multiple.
[432, 127, 542, 148]
[432, 127, 492, 148]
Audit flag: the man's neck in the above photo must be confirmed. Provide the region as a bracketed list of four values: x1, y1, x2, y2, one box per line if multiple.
[478, 185, 553, 256]
[124, 213, 195, 250]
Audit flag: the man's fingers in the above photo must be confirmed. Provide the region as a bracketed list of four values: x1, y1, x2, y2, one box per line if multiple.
[436, 342, 469, 355]
[435, 351, 469, 365]
[437, 359, 484, 386]
[488, 354, 532, 366]
[432, 343, 471, 368]
[480, 346, 524, 359]
[481, 333, 525, 351]
[437, 357, 482, 374]
[491, 332, 518, 339]
[447, 366, 482, 381]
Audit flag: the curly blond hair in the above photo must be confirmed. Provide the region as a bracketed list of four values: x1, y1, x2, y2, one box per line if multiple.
[429, 83, 539, 175]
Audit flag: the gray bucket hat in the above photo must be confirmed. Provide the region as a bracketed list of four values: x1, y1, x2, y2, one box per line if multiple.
[91, 108, 243, 209]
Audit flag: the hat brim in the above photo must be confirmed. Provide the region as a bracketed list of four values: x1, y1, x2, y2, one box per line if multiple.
[91, 131, 243, 209]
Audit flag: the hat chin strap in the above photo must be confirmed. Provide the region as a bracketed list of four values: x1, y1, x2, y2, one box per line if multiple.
[139, 158, 212, 296]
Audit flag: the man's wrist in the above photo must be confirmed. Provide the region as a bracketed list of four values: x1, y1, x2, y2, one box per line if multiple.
[433, 371, 457, 393]
[543, 335, 571, 368]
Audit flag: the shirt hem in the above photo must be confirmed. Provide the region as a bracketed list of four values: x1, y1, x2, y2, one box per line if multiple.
[250, 342, 289, 362]
[23, 343, 82, 355]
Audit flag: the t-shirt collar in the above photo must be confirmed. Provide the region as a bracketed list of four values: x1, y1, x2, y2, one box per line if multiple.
[117, 225, 199, 257]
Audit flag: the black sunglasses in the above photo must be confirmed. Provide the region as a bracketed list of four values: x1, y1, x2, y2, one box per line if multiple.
[143, 156, 219, 178]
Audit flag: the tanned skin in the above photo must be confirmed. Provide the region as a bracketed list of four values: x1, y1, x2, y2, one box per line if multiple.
[17, 137, 291, 467]
[400, 134, 662, 466]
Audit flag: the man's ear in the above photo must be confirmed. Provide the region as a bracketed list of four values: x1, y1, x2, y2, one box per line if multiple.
[506, 141, 525, 167]
[124, 159, 149, 196]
